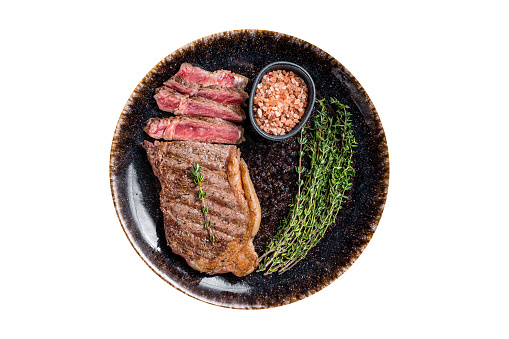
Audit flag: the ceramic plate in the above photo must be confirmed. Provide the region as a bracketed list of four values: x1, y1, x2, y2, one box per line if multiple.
[110, 29, 389, 309]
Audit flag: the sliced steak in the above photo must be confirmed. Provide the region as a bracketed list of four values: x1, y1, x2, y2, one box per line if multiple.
[144, 116, 245, 145]
[154, 87, 246, 123]
[142, 140, 261, 277]
[164, 74, 248, 106]
[176, 63, 248, 89]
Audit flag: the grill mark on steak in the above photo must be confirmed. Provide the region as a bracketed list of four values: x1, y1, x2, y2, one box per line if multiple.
[164, 202, 239, 242]
[158, 160, 249, 237]
[154, 87, 246, 123]
[142, 140, 260, 276]
[164, 212, 227, 261]
[163, 184, 248, 239]
[153, 159, 247, 212]
[157, 141, 232, 173]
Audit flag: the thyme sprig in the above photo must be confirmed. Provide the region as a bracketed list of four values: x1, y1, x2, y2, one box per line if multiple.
[258, 98, 357, 274]
[191, 163, 215, 242]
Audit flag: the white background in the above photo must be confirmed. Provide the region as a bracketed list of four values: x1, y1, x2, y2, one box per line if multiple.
[1, 1, 508, 338]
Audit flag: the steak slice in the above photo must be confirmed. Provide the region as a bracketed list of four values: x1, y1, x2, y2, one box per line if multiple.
[154, 87, 246, 123]
[144, 116, 245, 145]
[142, 140, 261, 276]
[164, 74, 248, 106]
[176, 63, 249, 89]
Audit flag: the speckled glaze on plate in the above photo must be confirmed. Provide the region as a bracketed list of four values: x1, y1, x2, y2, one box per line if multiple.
[110, 29, 389, 309]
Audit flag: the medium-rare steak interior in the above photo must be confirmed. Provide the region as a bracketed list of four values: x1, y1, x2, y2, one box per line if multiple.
[164, 75, 248, 106]
[143, 140, 261, 277]
[176, 62, 249, 89]
[144, 116, 245, 145]
[154, 86, 246, 123]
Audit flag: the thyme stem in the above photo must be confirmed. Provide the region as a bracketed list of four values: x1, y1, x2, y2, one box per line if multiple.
[191, 163, 215, 242]
[258, 98, 357, 274]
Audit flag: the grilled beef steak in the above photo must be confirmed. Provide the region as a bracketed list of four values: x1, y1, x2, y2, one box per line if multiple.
[164, 75, 248, 106]
[144, 116, 245, 145]
[154, 87, 246, 123]
[142, 140, 261, 276]
[176, 63, 249, 89]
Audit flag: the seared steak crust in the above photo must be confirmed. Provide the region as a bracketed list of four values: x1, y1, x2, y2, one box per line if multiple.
[142, 140, 260, 276]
